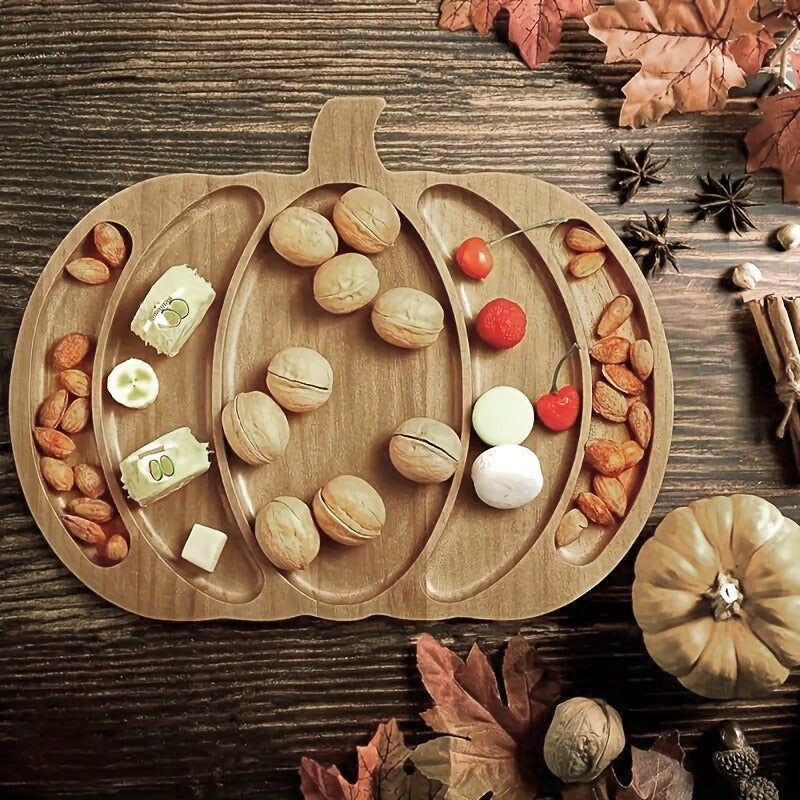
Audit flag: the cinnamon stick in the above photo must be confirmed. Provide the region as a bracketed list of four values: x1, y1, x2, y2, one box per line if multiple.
[747, 296, 800, 474]
[787, 296, 800, 346]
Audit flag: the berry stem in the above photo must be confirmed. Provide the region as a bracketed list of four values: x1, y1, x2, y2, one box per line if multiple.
[488, 217, 568, 247]
[549, 343, 579, 394]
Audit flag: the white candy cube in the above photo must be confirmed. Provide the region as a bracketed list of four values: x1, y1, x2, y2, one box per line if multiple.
[181, 524, 227, 572]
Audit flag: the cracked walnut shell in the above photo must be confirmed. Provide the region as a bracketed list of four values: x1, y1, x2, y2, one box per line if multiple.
[267, 347, 333, 413]
[389, 417, 461, 483]
[332, 187, 400, 254]
[312, 475, 385, 546]
[371, 287, 444, 349]
[221, 391, 290, 465]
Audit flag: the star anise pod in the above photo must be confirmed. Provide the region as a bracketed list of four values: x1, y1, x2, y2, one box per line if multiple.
[693, 173, 759, 235]
[613, 143, 670, 203]
[624, 210, 689, 276]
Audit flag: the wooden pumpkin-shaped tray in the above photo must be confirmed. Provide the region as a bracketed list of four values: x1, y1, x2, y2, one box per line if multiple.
[9, 98, 673, 621]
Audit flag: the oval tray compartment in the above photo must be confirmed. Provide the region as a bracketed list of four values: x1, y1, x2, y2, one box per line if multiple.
[9, 98, 673, 621]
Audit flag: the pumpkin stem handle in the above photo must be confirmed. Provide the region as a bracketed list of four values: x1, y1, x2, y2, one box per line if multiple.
[706, 572, 743, 621]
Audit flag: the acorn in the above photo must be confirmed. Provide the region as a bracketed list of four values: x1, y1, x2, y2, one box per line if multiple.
[741, 776, 779, 800]
[713, 721, 780, 800]
[713, 721, 759, 784]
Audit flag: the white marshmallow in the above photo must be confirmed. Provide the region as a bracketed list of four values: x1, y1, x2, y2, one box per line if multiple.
[471, 444, 544, 510]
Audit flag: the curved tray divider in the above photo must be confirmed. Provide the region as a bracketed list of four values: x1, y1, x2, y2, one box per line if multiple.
[210, 176, 326, 616]
[411, 175, 672, 618]
[408, 175, 594, 612]
[213, 172, 474, 615]
[90, 175, 272, 618]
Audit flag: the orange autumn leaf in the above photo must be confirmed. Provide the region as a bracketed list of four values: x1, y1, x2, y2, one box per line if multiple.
[300, 719, 445, 800]
[439, 0, 596, 67]
[586, 0, 771, 128]
[745, 88, 800, 202]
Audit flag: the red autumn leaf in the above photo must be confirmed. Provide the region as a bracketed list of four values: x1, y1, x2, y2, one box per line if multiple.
[616, 732, 693, 800]
[411, 634, 560, 800]
[745, 87, 800, 202]
[300, 719, 445, 800]
[586, 0, 771, 127]
[438, 0, 596, 68]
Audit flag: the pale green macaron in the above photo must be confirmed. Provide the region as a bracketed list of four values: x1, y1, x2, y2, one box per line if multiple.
[471, 385, 534, 446]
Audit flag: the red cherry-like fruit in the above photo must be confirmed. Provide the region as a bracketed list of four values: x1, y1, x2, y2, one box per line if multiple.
[475, 298, 527, 349]
[535, 385, 580, 432]
[534, 343, 581, 432]
[455, 237, 494, 279]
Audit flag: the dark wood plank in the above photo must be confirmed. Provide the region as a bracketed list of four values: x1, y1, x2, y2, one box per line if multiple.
[1, 2, 798, 798]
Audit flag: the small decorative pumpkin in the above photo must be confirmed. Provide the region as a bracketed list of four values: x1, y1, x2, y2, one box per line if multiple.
[633, 495, 800, 699]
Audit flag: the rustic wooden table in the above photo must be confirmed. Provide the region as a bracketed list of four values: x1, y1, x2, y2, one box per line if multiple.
[1, 3, 798, 798]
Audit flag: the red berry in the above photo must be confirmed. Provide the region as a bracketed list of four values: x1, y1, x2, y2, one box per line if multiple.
[535, 386, 580, 431]
[455, 237, 493, 279]
[475, 298, 527, 349]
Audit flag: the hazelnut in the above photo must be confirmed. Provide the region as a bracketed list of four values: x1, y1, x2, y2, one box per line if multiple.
[312, 475, 385, 546]
[371, 287, 444, 349]
[332, 187, 401, 254]
[731, 262, 761, 290]
[543, 697, 625, 783]
[776, 223, 800, 250]
[221, 391, 290, 465]
[389, 417, 461, 483]
[313, 253, 380, 314]
[268, 206, 338, 267]
[255, 496, 320, 571]
[267, 347, 333, 413]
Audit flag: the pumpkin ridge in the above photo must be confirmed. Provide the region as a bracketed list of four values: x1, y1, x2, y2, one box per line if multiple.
[740, 607, 783, 656]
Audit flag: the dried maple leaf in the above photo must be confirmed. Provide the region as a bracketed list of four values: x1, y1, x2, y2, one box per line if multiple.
[561, 770, 616, 800]
[745, 87, 800, 202]
[586, 0, 771, 127]
[411, 634, 560, 800]
[300, 719, 444, 800]
[438, 0, 596, 68]
[616, 732, 693, 800]
[562, 733, 692, 800]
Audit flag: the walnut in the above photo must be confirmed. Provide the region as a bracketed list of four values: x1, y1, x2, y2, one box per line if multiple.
[371, 287, 444, 349]
[312, 475, 385, 546]
[268, 206, 338, 267]
[313, 252, 379, 314]
[267, 347, 333, 413]
[255, 496, 320, 571]
[389, 417, 461, 483]
[221, 391, 290, 465]
[332, 187, 400, 254]
[543, 697, 625, 783]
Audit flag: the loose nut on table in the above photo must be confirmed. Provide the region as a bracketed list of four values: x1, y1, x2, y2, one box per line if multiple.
[389, 417, 461, 483]
[267, 347, 333, 413]
[221, 391, 290, 465]
[256, 496, 320, 571]
[332, 187, 401, 254]
[313, 252, 379, 314]
[268, 206, 338, 267]
[371, 287, 444, 349]
[312, 475, 385, 546]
